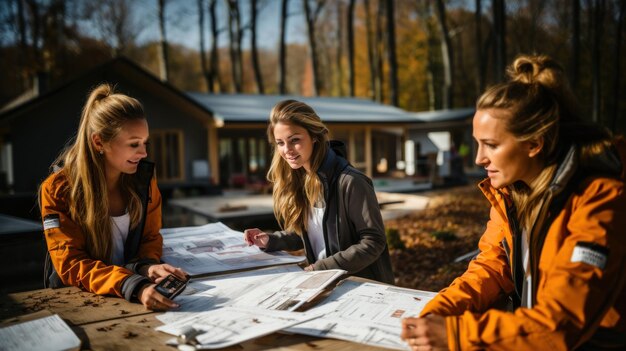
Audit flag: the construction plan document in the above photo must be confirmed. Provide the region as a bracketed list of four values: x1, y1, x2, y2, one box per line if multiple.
[156, 306, 322, 350]
[160, 222, 305, 276]
[0, 314, 81, 351]
[156, 267, 346, 325]
[287, 280, 437, 351]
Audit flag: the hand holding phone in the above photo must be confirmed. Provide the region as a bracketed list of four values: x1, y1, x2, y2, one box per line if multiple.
[154, 274, 188, 299]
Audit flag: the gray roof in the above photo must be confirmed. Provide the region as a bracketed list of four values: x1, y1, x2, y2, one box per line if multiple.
[186, 93, 421, 123]
[411, 108, 475, 122]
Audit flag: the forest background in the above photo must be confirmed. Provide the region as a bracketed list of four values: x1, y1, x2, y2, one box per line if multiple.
[0, 0, 625, 135]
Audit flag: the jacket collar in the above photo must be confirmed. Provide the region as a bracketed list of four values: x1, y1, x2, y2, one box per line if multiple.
[478, 141, 624, 220]
[316, 141, 349, 189]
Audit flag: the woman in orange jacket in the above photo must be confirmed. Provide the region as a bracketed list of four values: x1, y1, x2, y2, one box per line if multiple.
[401, 55, 626, 350]
[39, 84, 187, 310]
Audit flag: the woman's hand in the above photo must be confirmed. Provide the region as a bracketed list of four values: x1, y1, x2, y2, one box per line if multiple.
[145, 263, 187, 283]
[401, 315, 448, 351]
[137, 283, 180, 311]
[243, 228, 269, 248]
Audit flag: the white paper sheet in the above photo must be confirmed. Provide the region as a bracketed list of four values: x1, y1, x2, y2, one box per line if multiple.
[157, 267, 345, 325]
[287, 281, 437, 350]
[156, 306, 322, 349]
[160, 222, 305, 276]
[0, 314, 81, 351]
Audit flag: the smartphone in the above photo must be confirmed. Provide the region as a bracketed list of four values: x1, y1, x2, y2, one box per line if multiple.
[154, 274, 187, 299]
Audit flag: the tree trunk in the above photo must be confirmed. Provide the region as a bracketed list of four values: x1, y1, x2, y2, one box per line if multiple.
[435, 0, 454, 109]
[364, 0, 376, 100]
[375, 0, 384, 103]
[475, 0, 485, 94]
[198, 0, 214, 92]
[611, 0, 625, 130]
[227, 0, 243, 93]
[303, 0, 325, 96]
[347, 0, 355, 97]
[571, 0, 580, 90]
[492, 0, 506, 82]
[250, 0, 264, 94]
[386, 0, 399, 106]
[209, 0, 221, 92]
[16, 0, 29, 89]
[278, 0, 289, 94]
[157, 0, 169, 82]
[591, 0, 605, 123]
[336, 1, 344, 96]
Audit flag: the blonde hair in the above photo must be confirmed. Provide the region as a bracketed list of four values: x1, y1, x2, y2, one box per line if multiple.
[477, 55, 611, 230]
[266, 100, 329, 235]
[50, 84, 146, 262]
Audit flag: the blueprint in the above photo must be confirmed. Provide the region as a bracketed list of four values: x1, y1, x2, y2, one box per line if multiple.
[156, 266, 345, 325]
[156, 306, 322, 349]
[160, 222, 305, 276]
[288, 280, 437, 350]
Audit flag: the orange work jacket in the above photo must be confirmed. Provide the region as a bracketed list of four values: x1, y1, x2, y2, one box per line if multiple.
[39, 162, 162, 300]
[421, 143, 626, 350]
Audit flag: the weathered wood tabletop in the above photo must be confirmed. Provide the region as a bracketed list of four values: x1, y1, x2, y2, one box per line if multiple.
[0, 286, 388, 350]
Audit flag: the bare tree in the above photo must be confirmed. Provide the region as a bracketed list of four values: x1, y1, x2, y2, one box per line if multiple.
[591, 0, 606, 123]
[335, 1, 345, 96]
[434, 0, 453, 109]
[277, 0, 289, 94]
[226, 0, 243, 92]
[571, 0, 580, 90]
[375, 0, 384, 102]
[347, 0, 355, 97]
[250, 0, 264, 94]
[89, 0, 138, 57]
[611, 0, 625, 130]
[209, 0, 221, 92]
[386, 0, 398, 106]
[198, 0, 213, 92]
[157, 0, 169, 81]
[475, 0, 486, 93]
[364, 0, 376, 100]
[492, 0, 506, 82]
[303, 0, 326, 96]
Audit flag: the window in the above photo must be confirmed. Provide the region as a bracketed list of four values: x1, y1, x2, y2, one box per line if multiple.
[149, 130, 184, 182]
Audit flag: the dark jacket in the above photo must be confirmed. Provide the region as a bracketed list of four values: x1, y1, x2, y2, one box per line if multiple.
[40, 160, 161, 301]
[265, 141, 395, 284]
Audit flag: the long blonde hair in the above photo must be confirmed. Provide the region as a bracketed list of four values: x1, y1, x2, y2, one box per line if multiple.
[266, 100, 329, 235]
[477, 55, 611, 230]
[50, 84, 146, 262]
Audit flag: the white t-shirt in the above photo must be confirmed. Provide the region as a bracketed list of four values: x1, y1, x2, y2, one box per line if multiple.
[521, 228, 532, 308]
[110, 213, 130, 266]
[307, 202, 327, 261]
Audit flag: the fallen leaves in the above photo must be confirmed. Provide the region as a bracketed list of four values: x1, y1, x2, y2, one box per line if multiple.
[386, 184, 489, 292]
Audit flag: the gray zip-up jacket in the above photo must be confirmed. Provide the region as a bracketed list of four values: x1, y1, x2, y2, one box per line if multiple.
[265, 142, 395, 284]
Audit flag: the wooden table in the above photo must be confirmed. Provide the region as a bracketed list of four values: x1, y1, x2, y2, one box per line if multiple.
[0, 286, 388, 350]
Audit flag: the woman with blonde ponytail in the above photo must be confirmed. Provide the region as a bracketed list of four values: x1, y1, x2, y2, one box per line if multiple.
[243, 100, 394, 284]
[39, 84, 187, 310]
[402, 55, 626, 350]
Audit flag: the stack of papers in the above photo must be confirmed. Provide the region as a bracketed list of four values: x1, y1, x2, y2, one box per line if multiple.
[156, 222, 437, 350]
[160, 222, 305, 276]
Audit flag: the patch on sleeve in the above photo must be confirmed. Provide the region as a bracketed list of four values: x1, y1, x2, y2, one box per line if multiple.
[571, 242, 609, 269]
[43, 214, 60, 230]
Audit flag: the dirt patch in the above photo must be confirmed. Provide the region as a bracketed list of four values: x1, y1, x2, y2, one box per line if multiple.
[386, 184, 490, 292]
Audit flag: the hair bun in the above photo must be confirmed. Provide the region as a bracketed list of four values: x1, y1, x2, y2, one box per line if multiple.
[90, 84, 115, 103]
[507, 55, 564, 91]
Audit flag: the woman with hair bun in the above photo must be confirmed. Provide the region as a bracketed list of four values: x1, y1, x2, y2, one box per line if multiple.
[39, 84, 187, 310]
[401, 55, 626, 350]
[243, 100, 394, 284]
